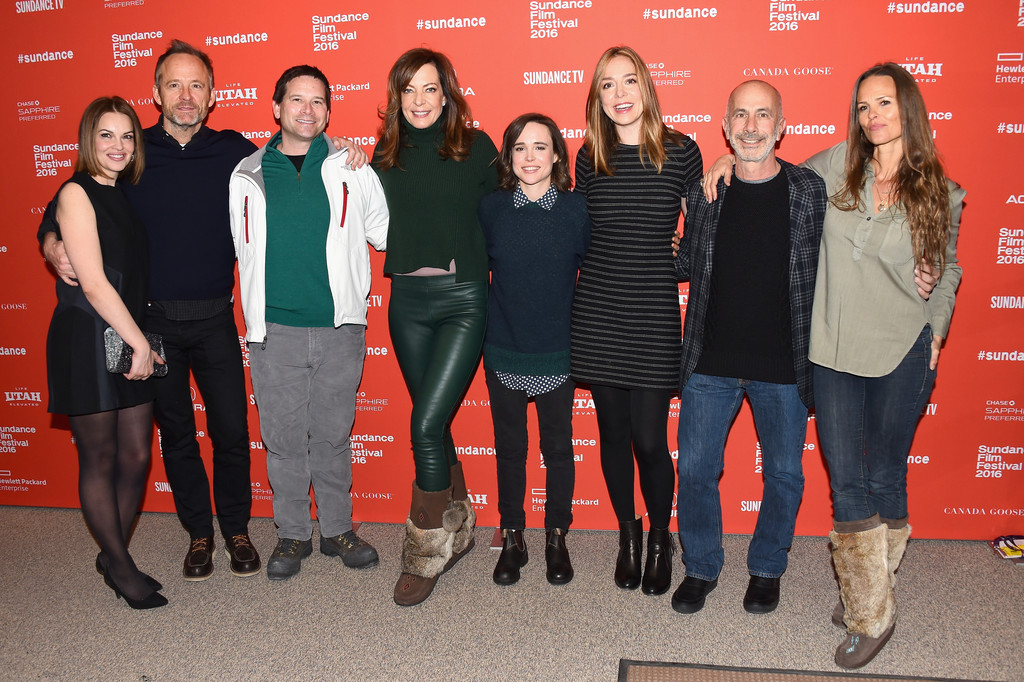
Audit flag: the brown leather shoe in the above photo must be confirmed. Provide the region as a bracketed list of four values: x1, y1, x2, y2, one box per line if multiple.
[224, 533, 261, 577]
[183, 536, 214, 581]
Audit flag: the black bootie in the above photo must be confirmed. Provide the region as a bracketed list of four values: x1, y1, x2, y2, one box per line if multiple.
[641, 526, 673, 595]
[614, 518, 643, 589]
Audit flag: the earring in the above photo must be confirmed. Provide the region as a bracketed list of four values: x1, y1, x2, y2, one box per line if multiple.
[130, 154, 135, 161]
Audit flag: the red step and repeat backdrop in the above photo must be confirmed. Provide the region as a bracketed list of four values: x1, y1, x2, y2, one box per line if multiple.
[2, 0, 1022, 539]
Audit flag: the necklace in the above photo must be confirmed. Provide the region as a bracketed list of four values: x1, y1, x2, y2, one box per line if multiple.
[874, 176, 895, 212]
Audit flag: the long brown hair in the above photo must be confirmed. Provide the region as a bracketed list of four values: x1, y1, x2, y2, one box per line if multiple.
[583, 46, 687, 176]
[497, 113, 572, 192]
[75, 96, 145, 184]
[375, 48, 474, 170]
[835, 62, 954, 272]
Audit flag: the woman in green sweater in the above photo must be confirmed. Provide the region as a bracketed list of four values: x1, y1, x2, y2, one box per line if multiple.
[372, 48, 498, 606]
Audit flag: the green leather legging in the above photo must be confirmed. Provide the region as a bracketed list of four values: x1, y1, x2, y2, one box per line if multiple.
[388, 274, 487, 492]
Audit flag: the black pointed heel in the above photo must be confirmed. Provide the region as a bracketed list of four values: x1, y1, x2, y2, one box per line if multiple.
[103, 572, 168, 610]
[96, 553, 163, 592]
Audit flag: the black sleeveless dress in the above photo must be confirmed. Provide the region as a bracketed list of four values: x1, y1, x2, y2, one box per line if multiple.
[45, 172, 152, 415]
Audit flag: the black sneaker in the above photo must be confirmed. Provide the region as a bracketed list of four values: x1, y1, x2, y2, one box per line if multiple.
[320, 531, 379, 568]
[266, 538, 312, 580]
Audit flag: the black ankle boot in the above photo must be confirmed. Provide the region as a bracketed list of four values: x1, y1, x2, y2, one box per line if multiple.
[641, 526, 673, 595]
[493, 529, 527, 585]
[615, 518, 643, 589]
[545, 529, 573, 585]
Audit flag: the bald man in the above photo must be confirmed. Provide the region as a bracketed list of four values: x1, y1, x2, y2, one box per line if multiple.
[671, 81, 827, 615]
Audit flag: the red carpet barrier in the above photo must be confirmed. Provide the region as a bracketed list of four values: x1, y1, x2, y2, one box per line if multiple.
[3, 0, 1022, 539]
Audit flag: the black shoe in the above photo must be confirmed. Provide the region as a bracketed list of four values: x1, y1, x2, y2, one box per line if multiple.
[671, 576, 718, 614]
[103, 572, 168, 610]
[224, 533, 262, 577]
[614, 518, 643, 589]
[320, 530, 379, 569]
[493, 529, 528, 585]
[96, 553, 162, 591]
[266, 538, 313, 580]
[183, 536, 214, 581]
[641, 527, 673, 595]
[743, 575, 781, 613]
[545, 529, 574, 585]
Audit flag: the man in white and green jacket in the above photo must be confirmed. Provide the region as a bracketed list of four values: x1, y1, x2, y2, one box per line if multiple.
[228, 64, 388, 580]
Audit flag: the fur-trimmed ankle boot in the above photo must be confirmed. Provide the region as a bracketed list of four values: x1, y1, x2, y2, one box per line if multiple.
[830, 524, 895, 669]
[393, 484, 461, 606]
[832, 520, 911, 626]
[444, 461, 476, 571]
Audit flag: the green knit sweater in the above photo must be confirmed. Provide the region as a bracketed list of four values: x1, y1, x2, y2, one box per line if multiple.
[373, 118, 498, 282]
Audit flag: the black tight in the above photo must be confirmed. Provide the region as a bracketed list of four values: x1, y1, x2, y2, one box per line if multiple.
[70, 402, 154, 600]
[590, 385, 675, 527]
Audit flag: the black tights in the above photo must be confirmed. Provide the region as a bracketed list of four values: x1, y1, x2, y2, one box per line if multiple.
[70, 402, 154, 600]
[590, 385, 675, 527]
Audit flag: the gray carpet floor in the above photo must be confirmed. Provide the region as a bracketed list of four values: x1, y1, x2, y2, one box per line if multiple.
[0, 507, 1016, 681]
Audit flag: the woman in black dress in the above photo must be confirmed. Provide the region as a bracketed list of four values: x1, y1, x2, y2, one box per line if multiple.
[45, 96, 165, 609]
[571, 46, 702, 595]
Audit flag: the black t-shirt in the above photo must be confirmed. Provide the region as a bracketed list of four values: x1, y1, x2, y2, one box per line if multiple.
[695, 170, 796, 384]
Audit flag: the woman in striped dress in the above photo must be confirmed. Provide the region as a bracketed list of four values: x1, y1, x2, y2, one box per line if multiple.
[571, 46, 702, 595]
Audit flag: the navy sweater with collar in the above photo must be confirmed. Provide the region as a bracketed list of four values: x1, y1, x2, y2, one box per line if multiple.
[478, 188, 591, 376]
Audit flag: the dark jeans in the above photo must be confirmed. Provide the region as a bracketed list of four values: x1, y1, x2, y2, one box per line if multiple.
[589, 384, 675, 527]
[388, 275, 487, 492]
[676, 374, 807, 580]
[484, 368, 575, 530]
[146, 305, 251, 538]
[814, 325, 937, 524]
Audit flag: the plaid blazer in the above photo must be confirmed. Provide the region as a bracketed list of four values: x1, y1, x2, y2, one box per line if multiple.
[674, 159, 826, 408]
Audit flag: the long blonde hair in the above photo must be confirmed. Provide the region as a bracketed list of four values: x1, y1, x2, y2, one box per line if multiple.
[583, 46, 687, 176]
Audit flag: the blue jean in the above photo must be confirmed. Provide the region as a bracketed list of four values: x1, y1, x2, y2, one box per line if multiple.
[248, 323, 365, 540]
[814, 325, 936, 524]
[677, 373, 807, 580]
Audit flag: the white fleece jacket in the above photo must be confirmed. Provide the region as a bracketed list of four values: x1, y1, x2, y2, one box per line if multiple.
[228, 134, 389, 342]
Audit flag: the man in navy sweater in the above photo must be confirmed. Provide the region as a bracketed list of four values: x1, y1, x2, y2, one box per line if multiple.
[41, 40, 364, 583]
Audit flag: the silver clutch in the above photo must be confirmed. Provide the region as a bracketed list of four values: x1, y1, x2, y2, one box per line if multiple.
[103, 327, 168, 377]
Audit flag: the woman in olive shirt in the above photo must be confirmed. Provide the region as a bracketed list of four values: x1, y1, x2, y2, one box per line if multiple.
[372, 48, 498, 606]
[804, 63, 963, 669]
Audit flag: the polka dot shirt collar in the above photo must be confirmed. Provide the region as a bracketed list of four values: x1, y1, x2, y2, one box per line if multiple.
[513, 184, 558, 210]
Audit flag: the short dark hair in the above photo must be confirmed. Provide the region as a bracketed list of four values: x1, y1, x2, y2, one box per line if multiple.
[497, 113, 572, 192]
[75, 96, 145, 184]
[273, 65, 331, 113]
[155, 39, 214, 88]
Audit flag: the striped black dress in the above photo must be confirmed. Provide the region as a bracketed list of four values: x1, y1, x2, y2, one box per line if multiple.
[571, 140, 703, 390]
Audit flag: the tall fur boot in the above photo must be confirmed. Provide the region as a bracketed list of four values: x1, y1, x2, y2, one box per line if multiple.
[883, 521, 911, 588]
[830, 524, 895, 669]
[832, 520, 911, 626]
[444, 461, 476, 571]
[393, 484, 461, 606]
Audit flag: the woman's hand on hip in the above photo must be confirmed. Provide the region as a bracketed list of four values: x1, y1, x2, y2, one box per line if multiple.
[930, 333, 943, 371]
